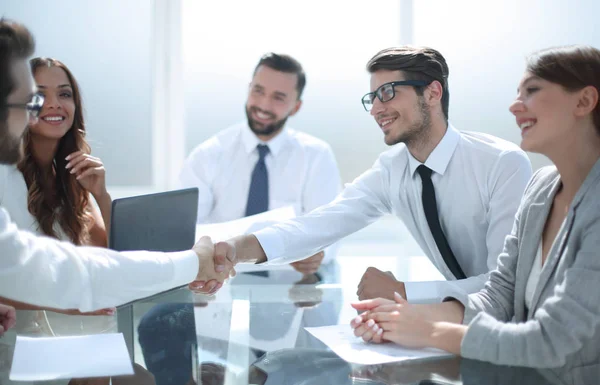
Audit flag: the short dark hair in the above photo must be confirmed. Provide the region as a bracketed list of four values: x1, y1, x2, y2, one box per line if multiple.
[367, 46, 450, 120]
[527, 45, 600, 136]
[253, 52, 306, 99]
[0, 19, 35, 127]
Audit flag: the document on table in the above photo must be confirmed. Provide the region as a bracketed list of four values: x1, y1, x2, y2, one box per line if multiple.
[10, 333, 134, 381]
[305, 325, 453, 365]
[195, 206, 296, 272]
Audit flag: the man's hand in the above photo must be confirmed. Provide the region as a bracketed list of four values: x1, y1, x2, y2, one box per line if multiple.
[290, 251, 324, 275]
[189, 234, 268, 293]
[0, 304, 16, 337]
[357, 267, 407, 301]
[189, 236, 235, 294]
[59, 308, 116, 316]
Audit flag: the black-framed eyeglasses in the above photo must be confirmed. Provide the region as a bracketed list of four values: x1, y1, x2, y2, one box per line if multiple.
[6, 93, 45, 118]
[361, 80, 431, 111]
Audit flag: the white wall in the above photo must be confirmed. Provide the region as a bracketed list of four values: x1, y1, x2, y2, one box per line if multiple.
[413, 0, 600, 171]
[182, 0, 600, 182]
[182, 0, 403, 183]
[2, 0, 154, 187]
[4, 0, 600, 188]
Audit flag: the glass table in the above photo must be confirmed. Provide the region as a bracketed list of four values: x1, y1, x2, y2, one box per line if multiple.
[0, 255, 591, 384]
[117, 258, 577, 385]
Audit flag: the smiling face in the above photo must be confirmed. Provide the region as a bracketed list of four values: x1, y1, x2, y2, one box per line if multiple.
[28, 65, 76, 141]
[369, 70, 432, 146]
[245, 65, 302, 140]
[509, 71, 584, 154]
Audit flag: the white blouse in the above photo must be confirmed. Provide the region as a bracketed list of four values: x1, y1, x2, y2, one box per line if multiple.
[525, 243, 544, 310]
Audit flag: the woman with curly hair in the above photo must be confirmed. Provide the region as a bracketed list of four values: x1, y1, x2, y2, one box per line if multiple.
[0, 57, 114, 337]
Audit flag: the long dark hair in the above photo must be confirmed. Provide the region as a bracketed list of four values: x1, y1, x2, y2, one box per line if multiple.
[18, 57, 92, 245]
[527, 45, 600, 135]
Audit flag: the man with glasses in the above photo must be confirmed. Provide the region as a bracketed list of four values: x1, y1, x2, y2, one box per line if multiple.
[0, 18, 232, 312]
[179, 53, 341, 275]
[199, 46, 532, 303]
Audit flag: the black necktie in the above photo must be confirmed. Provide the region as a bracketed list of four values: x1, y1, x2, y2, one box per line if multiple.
[417, 165, 466, 280]
[245, 144, 270, 217]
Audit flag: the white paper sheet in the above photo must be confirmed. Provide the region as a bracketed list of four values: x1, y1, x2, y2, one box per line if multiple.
[195, 206, 296, 272]
[305, 325, 453, 365]
[10, 333, 134, 381]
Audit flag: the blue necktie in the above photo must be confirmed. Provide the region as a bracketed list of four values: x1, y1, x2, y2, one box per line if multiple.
[245, 144, 270, 216]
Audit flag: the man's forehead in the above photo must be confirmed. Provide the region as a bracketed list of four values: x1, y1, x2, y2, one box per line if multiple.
[10, 59, 35, 97]
[370, 70, 405, 89]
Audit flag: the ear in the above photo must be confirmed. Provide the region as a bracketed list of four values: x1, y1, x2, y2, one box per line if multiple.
[289, 99, 303, 117]
[575, 85, 599, 118]
[425, 80, 444, 106]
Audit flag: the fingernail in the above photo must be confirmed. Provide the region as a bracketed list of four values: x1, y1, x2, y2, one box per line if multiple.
[372, 324, 378, 332]
[191, 282, 204, 289]
[353, 316, 362, 324]
[377, 328, 383, 335]
[367, 319, 374, 327]
[65, 163, 71, 169]
[216, 265, 225, 272]
[65, 155, 71, 160]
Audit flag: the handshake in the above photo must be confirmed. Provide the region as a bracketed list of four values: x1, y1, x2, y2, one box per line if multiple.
[187, 236, 240, 295]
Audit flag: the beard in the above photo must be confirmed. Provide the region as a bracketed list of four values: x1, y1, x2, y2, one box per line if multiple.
[0, 123, 24, 165]
[388, 96, 432, 148]
[246, 106, 288, 137]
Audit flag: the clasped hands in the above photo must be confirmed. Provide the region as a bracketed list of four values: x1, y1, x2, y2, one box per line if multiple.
[187, 236, 237, 295]
[350, 292, 436, 349]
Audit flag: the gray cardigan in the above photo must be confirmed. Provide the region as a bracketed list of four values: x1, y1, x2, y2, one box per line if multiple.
[452, 159, 600, 379]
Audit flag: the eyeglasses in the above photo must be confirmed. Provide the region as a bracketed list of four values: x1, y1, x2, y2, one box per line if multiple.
[361, 80, 431, 111]
[6, 93, 45, 118]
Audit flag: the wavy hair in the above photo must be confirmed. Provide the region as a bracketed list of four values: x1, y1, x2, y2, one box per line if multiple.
[18, 58, 92, 245]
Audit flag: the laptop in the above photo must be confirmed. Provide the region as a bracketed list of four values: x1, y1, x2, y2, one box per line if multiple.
[109, 188, 199, 252]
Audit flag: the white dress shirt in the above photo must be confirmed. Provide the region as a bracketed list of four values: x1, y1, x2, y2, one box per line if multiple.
[179, 122, 342, 263]
[0, 166, 199, 311]
[255, 124, 533, 302]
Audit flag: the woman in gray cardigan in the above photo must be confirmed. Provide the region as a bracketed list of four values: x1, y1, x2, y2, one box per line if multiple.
[351, 45, 600, 377]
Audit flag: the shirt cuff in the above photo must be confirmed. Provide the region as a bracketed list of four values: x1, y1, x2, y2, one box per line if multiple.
[404, 281, 441, 304]
[170, 250, 199, 285]
[253, 227, 286, 263]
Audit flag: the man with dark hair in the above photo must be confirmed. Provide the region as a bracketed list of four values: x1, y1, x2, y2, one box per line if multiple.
[0, 19, 231, 312]
[203, 46, 533, 303]
[180, 52, 341, 274]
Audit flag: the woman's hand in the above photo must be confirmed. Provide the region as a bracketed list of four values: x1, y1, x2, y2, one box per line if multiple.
[65, 151, 108, 199]
[350, 292, 436, 348]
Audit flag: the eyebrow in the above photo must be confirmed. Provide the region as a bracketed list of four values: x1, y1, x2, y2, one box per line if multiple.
[37, 84, 72, 89]
[274, 91, 287, 99]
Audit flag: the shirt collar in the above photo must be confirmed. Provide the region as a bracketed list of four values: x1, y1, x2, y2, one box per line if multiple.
[408, 123, 460, 177]
[241, 121, 290, 157]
